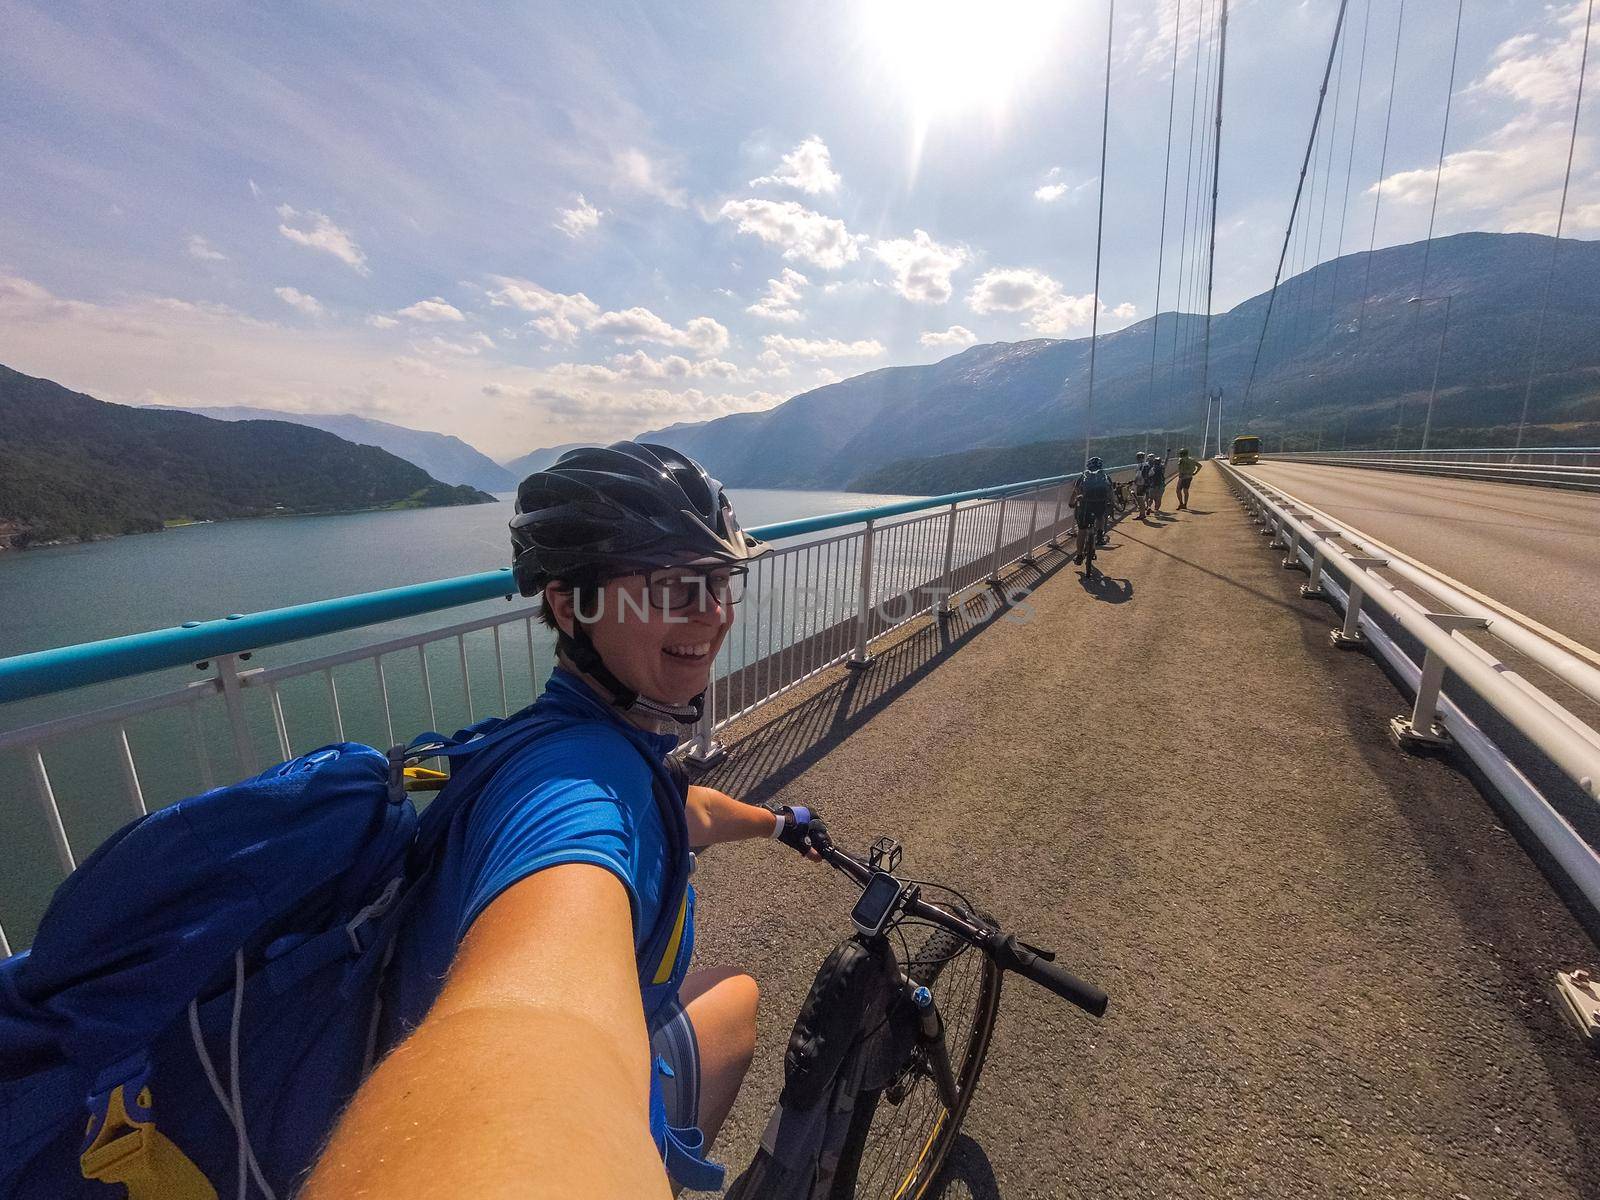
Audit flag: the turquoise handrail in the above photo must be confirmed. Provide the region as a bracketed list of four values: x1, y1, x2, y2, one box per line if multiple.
[0, 470, 1094, 705]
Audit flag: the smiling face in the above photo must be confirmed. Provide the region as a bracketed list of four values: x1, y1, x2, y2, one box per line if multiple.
[546, 564, 737, 705]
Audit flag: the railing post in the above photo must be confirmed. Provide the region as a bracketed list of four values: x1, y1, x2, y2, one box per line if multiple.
[1329, 555, 1389, 649]
[1299, 531, 1339, 599]
[1390, 613, 1491, 751]
[684, 673, 726, 768]
[1047, 484, 1066, 548]
[985, 497, 1009, 583]
[850, 519, 875, 668]
[1021, 489, 1040, 564]
[214, 652, 258, 775]
[936, 502, 960, 616]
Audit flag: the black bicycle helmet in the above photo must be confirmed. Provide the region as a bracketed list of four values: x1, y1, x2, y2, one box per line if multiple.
[1086, 456, 1104, 470]
[511, 440, 767, 597]
[509, 441, 767, 725]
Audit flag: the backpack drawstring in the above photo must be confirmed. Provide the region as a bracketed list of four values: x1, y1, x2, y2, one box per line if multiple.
[187, 950, 277, 1200]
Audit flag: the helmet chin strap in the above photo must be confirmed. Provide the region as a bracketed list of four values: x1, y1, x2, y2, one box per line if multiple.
[558, 625, 704, 727]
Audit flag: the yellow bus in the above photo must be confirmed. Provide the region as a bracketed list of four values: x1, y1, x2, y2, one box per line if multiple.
[1230, 435, 1261, 465]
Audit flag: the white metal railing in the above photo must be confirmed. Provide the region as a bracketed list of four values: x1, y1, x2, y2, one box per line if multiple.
[1219, 459, 1600, 916]
[1266, 446, 1600, 491]
[0, 479, 1087, 954]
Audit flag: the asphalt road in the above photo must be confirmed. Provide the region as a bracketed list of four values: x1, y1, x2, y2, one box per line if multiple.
[1242, 461, 1600, 654]
[687, 467, 1600, 1199]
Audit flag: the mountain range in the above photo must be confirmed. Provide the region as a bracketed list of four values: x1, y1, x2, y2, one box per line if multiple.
[144, 404, 517, 492]
[624, 232, 1599, 489]
[0, 366, 494, 548]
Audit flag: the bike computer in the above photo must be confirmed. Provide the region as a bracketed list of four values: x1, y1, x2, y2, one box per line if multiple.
[851, 870, 905, 938]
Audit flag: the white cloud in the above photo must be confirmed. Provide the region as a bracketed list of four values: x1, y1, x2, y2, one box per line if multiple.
[487, 382, 783, 438]
[613, 148, 688, 207]
[275, 204, 368, 274]
[746, 268, 808, 322]
[487, 276, 602, 342]
[1477, 6, 1593, 109]
[812, 368, 843, 386]
[397, 296, 467, 322]
[718, 199, 864, 270]
[756, 348, 792, 376]
[274, 286, 324, 316]
[414, 332, 494, 356]
[1034, 183, 1070, 202]
[966, 268, 1134, 335]
[366, 314, 400, 329]
[247, 179, 262, 200]
[486, 275, 728, 355]
[590, 308, 731, 356]
[394, 355, 447, 380]
[920, 325, 978, 349]
[552, 351, 742, 384]
[555, 194, 603, 238]
[871, 230, 968, 303]
[761, 334, 884, 359]
[185, 234, 226, 262]
[750, 136, 842, 195]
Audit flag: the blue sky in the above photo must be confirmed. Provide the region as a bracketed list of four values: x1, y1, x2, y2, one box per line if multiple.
[1, 0, 1592, 458]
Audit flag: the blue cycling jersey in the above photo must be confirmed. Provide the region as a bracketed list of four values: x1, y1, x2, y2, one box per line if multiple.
[384, 667, 681, 1043]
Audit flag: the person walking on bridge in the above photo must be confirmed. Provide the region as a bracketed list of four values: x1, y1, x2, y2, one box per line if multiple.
[1175, 448, 1202, 511]
[1071, 456, 1114, 570]
[1144, 453, 1168, 516]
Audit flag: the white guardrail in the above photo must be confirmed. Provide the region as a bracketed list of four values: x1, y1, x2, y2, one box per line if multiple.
[1268, 447, 1600, 492]
[1219, 459, 1600, 919]
[0, 475, 1117, 955]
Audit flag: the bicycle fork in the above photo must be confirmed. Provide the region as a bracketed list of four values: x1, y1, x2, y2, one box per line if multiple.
[908, 984, 961, 1111]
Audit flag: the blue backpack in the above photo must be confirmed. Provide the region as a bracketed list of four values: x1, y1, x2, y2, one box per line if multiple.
[1079, 469, 1111, 503]
[0, 706, 697, 1200]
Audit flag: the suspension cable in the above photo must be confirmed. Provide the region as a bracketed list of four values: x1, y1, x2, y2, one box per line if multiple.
[1516, 0, 1596, 451]
[1144, 0, 1184, 436]
[1326, 0, 1374, 332]
[1416, 0, 1465, 298]
[1239, 0, 1352, 417]
[1166, 0, 1210, 437]
[1392, 0, 1464, 447]
[1081, 0, 1116, 469]
[1179, 0, 1220, 414]
[1355, 0, 1407, 338]
[1198, 0, 1230, 441]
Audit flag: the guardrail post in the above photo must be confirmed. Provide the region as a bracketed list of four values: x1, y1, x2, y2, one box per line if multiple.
[684, 674, 726, 768]
[850, 519, 876, 668]
[1021, 490, 1040, 565]
[985, 498, 1009, 583]
[936, 503, 960, 617]
[1299, 533, 1340, 599]
[1329, 555, 1389, 649]
[1390, 613, 1492, 751]
[213, 652, 259, 775]
[1047, 484, 1066, 549]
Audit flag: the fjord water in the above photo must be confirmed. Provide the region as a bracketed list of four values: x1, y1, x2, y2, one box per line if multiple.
[0, 487, 918, 947]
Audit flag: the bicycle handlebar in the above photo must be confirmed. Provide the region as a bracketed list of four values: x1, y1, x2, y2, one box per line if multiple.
[810, 829, 1107, 1019]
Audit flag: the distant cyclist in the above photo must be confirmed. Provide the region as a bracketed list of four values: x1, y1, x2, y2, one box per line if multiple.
[1144, 452, 1168, 516]
[1175, 447, 1203, 510]
[1131, 451, 1150, 518]
[1071, 456, 1114, 569]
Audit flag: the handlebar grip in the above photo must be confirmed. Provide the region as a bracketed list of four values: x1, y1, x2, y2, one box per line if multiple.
[995, 935, 1108, 1017]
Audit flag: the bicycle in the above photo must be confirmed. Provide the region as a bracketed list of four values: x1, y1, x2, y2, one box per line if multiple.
[726, 826, 1107, 1200]
[1072, 505, 1103, 575]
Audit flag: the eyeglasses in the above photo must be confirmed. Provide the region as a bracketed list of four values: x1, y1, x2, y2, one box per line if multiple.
[623, 565, 749, 613]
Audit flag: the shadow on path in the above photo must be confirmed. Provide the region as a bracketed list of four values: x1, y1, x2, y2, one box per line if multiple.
[1078, 570, 1133, 603]
[694, 549, 1074, 805]
[928, 1134, 1002, 1200]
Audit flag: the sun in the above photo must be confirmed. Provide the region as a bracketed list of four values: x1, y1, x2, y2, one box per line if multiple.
[859, 0, 1073, 121]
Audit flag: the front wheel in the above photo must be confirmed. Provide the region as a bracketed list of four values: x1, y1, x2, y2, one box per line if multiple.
[830, 921, 1003, 1200]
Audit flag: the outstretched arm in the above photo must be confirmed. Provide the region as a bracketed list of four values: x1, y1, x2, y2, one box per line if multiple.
[686, 783, 782, 847]
[304, 864, 670, 1200]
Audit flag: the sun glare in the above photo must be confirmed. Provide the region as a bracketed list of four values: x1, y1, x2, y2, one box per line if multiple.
[861, 0, 1069, 120]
